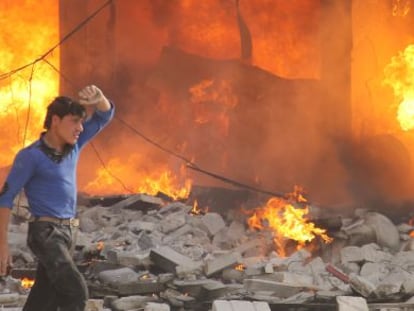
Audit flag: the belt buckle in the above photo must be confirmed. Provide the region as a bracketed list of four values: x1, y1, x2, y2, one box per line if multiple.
[69, 218, 79, 227]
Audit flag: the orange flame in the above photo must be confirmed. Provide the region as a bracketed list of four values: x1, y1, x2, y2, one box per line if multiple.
[383, 44, 414, 131]
[392, 0, 411, 16]
[189, 79, 238, 137]
[190, 200, 209, 215]
[84, 156, 192, 200]
[0, 1, 59, 167]
[234, 264, 245, 271]
[96, 241, 104, 251]
[21, 277, 35, 289]
[247, 189, 332, 257]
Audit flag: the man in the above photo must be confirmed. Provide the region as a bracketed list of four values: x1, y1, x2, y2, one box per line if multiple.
[0, 85, 114, 311]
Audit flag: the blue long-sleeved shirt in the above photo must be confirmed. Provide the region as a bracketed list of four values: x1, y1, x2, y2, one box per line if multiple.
[0, 104, 114, 218]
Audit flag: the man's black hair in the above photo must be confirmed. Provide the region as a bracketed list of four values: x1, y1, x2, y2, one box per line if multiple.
[43, 96, 86, 129]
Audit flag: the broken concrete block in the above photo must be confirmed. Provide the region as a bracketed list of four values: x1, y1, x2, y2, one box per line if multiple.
[110, 295, 157, 311]
[340, 246, 364, 264]
[158, 211, 186, 234]
[243, 279, 305, 298]
[200, 212, 226, 236]
[361, 243, 392, 263]
[150, 246, 197, 274]
[204, 252, 241, 277]
[336, 295, 369, 311]
[212, 299, 271, 311]
[85, 299, 104, 311]
[110, 194, 163, 211]
[144, 302, 170, 311]
[162, 224, 192, 243]
[98, 267, 139, 288]
[364, 212, 400, 251]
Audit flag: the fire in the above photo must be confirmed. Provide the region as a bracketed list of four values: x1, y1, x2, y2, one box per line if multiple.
[392, 0, 411, 16]
[190, 200, 209, 215]
[21, 277, 35, 289]
[189, 79, 238, 137]
[0, 1, 59, 167]
[96, 241, 104, 251]
[246, 189, 332, 257]
[234, 264, 245, 271]
[84, 156, 192, 200]
[383, 44, 414, 131]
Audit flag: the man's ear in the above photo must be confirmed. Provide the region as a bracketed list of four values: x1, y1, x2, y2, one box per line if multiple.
[50, 115, 61, 127]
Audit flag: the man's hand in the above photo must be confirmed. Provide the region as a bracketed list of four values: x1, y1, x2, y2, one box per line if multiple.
[78, 85, 111, 112]
[78, 85, 107, 106]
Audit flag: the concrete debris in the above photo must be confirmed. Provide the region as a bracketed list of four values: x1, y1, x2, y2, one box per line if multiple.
[5, 193, 414, 310]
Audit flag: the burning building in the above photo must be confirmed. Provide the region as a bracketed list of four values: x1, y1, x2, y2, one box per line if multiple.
[2, 0, 414, 216]
[3, 1, 414, 309]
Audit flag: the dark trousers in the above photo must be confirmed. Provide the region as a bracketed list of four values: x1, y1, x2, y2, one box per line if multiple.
[23, 222, 88, 311]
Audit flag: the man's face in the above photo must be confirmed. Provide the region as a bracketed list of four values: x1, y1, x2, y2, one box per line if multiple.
[53, 114, 84, 145]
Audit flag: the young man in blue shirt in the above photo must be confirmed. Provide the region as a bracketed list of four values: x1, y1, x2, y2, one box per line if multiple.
[0, 85, 114, 311]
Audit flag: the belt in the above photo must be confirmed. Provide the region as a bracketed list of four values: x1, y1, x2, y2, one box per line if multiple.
[29, 216, 79, 227]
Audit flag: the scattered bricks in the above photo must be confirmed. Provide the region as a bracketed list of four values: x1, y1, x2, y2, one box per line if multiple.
[340, 246, 364, 264]
[403, 275, 414, 294]
[117, 251, 152, 268]
[110, 295, 158, 311]
[375, 271, 407, 297]
[243, 279, 305, 298]
[175, 260, 204, 278]
[0, 293, 20, 306]
[212, 299, 271, 311]
[128, 220, 157, 232]
[232, 238, 270, 256]
[150, 246, 197, 274]
[280, 291, 314, 303]
[222, 268, 244, 283]
[158, 212, 186, 234]
[157, 202, 192, 216]
[162, 224, 192, 243]
[118, 277, 165, 296]
[360, 262, 389, 285]
[316, 290, 350, 301]
[98, 267, 139, 288]
[244, 265, 263, 277]
[326, 264, 375, 297]
[364, 212, 400, 251]
[391, 250, 414, 270]
[200, 213, 226, 236]
[173, 279, 224, 298]
[226, 221, 246, 244]
[137, 232, 157, 250]
[204, 252, 242, 277]
[145, 302, 170, 311]
[85, 299, 104, 311]
[264, 263, 273, 274]
[282, 249, 312, 272]
[336, 296, 369, 311]
[349, 275, 376, 298]
[199, 281, 239, 301]
[269, 272, 314, 287]
[361, 243, 393, 263]
[110, 193, 163, 211]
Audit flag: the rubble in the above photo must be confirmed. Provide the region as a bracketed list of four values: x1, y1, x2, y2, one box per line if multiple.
[4, 192, 414, 311]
